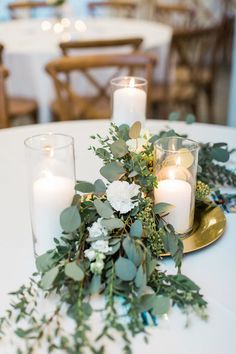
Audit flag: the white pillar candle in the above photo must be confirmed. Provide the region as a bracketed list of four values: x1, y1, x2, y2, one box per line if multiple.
[154, 179, 192, 234]
[112, 85, 146, 126]
[32, 173, 74, 255]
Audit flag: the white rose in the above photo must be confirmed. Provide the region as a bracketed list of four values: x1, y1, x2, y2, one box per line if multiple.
[126, 137, 147, 153]
[106, 181, 140, 214]
[87, 218, 108, 239]
[90, 259, 104, 274]
[91, 240, 111, 253]
[84, 248, 96, 261]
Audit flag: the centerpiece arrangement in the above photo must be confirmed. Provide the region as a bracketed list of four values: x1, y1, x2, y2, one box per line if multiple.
[0, 118, 235, 354]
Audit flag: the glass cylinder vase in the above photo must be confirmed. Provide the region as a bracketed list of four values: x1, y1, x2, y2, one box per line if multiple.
[154, 136, 199, 236]
[25, 133, 76, 256]
[110, 76, 147, 126]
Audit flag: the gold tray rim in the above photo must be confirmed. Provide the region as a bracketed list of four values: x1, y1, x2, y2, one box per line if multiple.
[161, 205, 226, 256]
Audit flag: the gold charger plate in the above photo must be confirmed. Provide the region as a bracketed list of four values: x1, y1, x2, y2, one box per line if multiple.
[162, 205, 226, 256]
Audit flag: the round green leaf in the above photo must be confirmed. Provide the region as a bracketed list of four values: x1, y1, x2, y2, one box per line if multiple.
[211, 147, 230, 162]
[123, 237, 142, 266]
[101, 218, 124, 230]
[75, 181, 95, 193]
[100, 161, 125, 182]
[152, 296, 171, 316]
[115, 257, 136, 281]
[36, 252, 55, 273]
[130, 219, 143, 238]
[94, 179, 107, 193]
[110, 139, 128, 158]
[153, 202, 174, 216]
[94, 199, 113, 218]
[65, 261, 84, 282]
[60, 206, 81, 233]
[41, 266, 59, 290]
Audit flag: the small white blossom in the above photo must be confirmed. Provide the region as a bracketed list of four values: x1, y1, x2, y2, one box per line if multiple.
[126, 137, 147, 153]
[87, 218, 108, 239]
[91, 240, 111, 253]
[84, 249, 96, 261]
[90, 259, 104, 274]
[106, 181, 140, 214]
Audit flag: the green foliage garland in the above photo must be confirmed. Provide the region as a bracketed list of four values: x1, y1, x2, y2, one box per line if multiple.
[0, 120, 235, 354]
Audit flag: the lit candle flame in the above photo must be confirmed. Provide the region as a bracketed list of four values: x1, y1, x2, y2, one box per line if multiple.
[129, 78, 135, 88]
[43, 145, 54, 158]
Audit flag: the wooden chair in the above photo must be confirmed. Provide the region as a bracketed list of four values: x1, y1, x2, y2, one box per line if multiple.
[87, 1, 137, 18]
[153, 2, 196, 31]
[0, 44, 4, 65]
[8, 1, 52, 19]
[45, 53, 156, 121]
[0, 45, 38, 128]
[152, 25, 220, 122]
[0, 66, 9, 129]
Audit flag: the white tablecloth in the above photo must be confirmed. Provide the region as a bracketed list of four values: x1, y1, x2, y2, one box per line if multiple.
[0, 17, 172, 122]
[0, 120, 236, 354]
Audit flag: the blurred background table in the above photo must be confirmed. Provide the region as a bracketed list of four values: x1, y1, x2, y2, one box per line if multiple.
[0, 119, 235, 354]
[0, 17, 172, 122]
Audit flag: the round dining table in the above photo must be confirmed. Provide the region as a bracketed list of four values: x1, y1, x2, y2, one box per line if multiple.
[0, 17, 172, 123]
[0, 119, 235, 353]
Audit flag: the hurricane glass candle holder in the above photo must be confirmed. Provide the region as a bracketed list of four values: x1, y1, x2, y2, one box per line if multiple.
[154, 136, 199, 236]
[111, 76, 147, 126]
[25, 133, 76, 256]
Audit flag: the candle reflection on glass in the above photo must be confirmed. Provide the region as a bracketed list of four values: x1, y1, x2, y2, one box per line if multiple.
[154, 137, 199, 236]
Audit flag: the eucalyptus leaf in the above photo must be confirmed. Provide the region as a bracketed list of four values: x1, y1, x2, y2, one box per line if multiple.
[96, 148, 111, 160]
[123, 237, 142, 266]
[130, 219, 143, 238]
[60, 206, 81, 233]
[89, 275, 101, 294]
[115, 257, 136, 281]
[41, 266, 59, 290]
[168, 112, 180, 121]
[100, 161, 125, 182]
[75, 181, 95, 193]
[106, 242, 121, 255]
[129, 121, 141, 139]
[149, 134, 159, 144]
[153, 202, 174, 216]
[128, 171, 139, 178]
[139, 294, 156, 312]
[152, 296, 171, 316]
[162, 229, 179, 256]
[94, 179, 107, 193]
[185, 114, 196, 124]
[65, 261, 84, 282]
[118, 124, 130, 141]
[36, 252, 55, 273]
[211, 147, 230, 162]
[135, 265, 145, 288]
[101, 218, 124, 230]
[110, 139, 128, 158]
[94, 199, 113, 218]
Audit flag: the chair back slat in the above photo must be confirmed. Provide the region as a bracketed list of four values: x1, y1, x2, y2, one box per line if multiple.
[8, 1, 52, 19]
[154, 3, 196, 30]
[87, 1, 137, 18]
